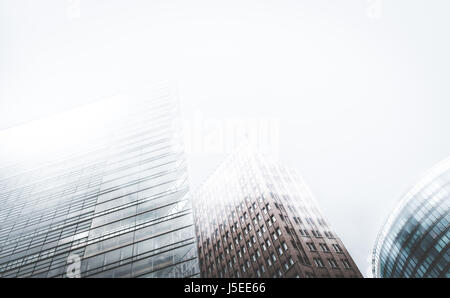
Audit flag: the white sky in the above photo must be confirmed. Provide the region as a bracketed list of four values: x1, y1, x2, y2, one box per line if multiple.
[1, 0, 450, 276]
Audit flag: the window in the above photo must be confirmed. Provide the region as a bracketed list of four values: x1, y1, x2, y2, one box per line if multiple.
[261, 225, 267, 233]
[319, 243, 330, 252]
[306, 242, 317, 251]
[276, 227, 282, 236]
[288, 257, 294, 266]
[342, 259, 352, 269]
[271, 253, 277, 262]
[328, 258, 338, 268]
[262, 243, 267, 251]
[300, 229, 309, 237]
[314, 258, 325, 267]
[332, 244, 343, 253]
[277, 246, 283, 256]
[281, 241, 288, 251]
[272, 232, 278, 241]
[312, 230, 322, 238]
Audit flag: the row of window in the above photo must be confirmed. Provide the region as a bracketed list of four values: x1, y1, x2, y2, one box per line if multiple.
[297, 228, 334, 239]
[313, 257, 352, 269]
[305, 242, 343, 253]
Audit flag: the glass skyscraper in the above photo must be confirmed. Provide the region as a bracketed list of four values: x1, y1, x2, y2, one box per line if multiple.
[0, 85, 199, 278]
[372, 157, 450, 278]
[193, 146, 362, 278]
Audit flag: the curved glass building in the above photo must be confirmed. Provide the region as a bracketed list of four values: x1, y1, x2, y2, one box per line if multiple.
[372, 157, 450, 278]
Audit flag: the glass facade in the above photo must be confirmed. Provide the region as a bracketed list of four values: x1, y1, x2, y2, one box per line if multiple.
[193, 146, 362, 278]
[372, 157, 450, 278]
[0, 86, 199, 278]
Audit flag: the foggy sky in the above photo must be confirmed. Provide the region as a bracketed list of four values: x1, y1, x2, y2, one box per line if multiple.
[1, 0, 450, 276]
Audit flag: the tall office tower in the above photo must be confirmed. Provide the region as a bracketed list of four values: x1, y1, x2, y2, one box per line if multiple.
[372, 157, 450, 278]
[192, 146, 362, 278]
[0, 86, 199, 278]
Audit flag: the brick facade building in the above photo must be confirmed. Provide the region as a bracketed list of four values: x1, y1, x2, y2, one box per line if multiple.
[192, 147, 362, 278]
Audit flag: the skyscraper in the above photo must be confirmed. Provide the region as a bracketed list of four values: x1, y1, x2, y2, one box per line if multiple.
[372, 157, 450, 278]
[192, 146, 362, 278]
[0, 85, 199, 278]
